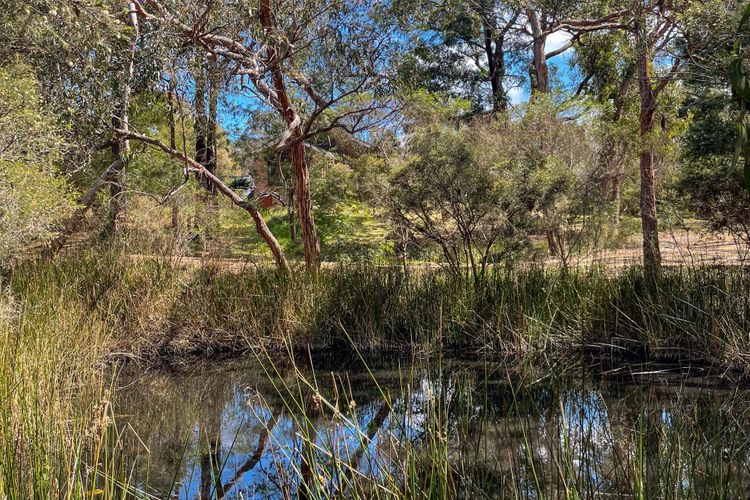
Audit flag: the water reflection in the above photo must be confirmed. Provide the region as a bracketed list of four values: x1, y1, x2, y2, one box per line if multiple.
[113, 360, 750, 498]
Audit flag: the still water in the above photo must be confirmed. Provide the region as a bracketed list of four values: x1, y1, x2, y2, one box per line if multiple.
[113, 357, 750, 498]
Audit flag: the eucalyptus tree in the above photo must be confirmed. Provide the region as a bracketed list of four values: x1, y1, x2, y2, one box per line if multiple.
[520, 0, 627, 95]
[130, 0, 399, 269]
[620, 0, 735, 271]
[395, 0, 525, 113]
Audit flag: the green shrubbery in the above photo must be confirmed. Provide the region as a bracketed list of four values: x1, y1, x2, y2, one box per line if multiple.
[0, 64, 76, 264]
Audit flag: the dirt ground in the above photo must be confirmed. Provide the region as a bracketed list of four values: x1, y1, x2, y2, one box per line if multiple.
[559, 229, 748, 267]
[132, 229, 749, 271]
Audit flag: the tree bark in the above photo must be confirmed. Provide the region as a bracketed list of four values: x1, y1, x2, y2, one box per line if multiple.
[637, 42, 662, 272]
[480, 2, 508, 112]
[166, 84, 180, 247]
[527, 10, 549, 94]
[105, 1, 139, 237]
[288, 185, 297, 243]
[259, 0, 321, 269]
[107, 121, 127, 236]
[194, 59, 208, 177]
[206, 60, 219, 194]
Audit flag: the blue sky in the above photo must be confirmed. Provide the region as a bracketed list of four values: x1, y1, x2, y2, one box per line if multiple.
[217, 30, 578, 141]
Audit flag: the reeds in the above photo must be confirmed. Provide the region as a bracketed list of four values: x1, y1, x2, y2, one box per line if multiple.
[3, 250, 750, 497]
[8, 252, 750, 368]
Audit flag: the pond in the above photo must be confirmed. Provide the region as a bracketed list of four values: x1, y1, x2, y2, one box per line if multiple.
[112, 356, 750, 498]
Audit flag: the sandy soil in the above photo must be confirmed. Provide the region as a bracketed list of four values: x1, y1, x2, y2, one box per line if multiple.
[130, 229, 749, 271]
[557, 229, 748, 268]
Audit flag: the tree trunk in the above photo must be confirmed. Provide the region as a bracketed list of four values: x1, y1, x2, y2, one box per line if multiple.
[527, 10, 549, 94]
[206, 60, 219, 194]
[637, 46, 662, 272]
[107, 110, 127, 237]
[530, 37, 549, 93]
[106, 166, 126, 236]
[194, 60, 208, 176]
[105, 2, 138, 238]
[481, 12, 507, 112]
[259, 0, 321, 269]
[288, 185, 297, 243]
[170, 199, 180, 250]
[546, 229, 559, 257]
[612, 178, 621, 227]
[290, 141, 320, 268]
[167, 84, 180, 249]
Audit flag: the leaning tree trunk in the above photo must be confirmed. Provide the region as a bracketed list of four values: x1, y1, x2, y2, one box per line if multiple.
[637, 47, 662, 272]
[116, 129, 290, 272]
[259, 0, 321, 269]
[107, 134, 127, 236]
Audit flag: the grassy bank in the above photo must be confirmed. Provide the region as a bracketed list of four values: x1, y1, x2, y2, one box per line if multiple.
[5, 251, 750, 367]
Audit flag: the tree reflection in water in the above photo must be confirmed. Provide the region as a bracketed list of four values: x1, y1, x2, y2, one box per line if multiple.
[112, 359, 750, 498]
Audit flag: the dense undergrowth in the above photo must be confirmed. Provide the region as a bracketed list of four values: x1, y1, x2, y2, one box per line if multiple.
[5, 251, 750, 367]
[4, 251, 750, 497]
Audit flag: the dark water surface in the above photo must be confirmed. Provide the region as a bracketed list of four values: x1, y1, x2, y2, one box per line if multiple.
[113, 357, 750, 498]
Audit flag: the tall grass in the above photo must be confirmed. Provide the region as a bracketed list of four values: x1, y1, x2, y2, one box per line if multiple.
[3, 249, 750, 497]
[0, 267, 118, 497]
[7, 252, 750, 368]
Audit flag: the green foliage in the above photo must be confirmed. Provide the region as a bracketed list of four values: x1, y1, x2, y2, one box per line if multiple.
[730, 3, 750, 185]
[310, 160, 392, 260]
[393, 0, 496, 112]
[128, 92, 196, 192]
[0, 1, 129, 169]
[391, 121, 524, 277]
[675, 155, 750, 245]
[391, 96, 611, 271]
[0, 64, 75, 263]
